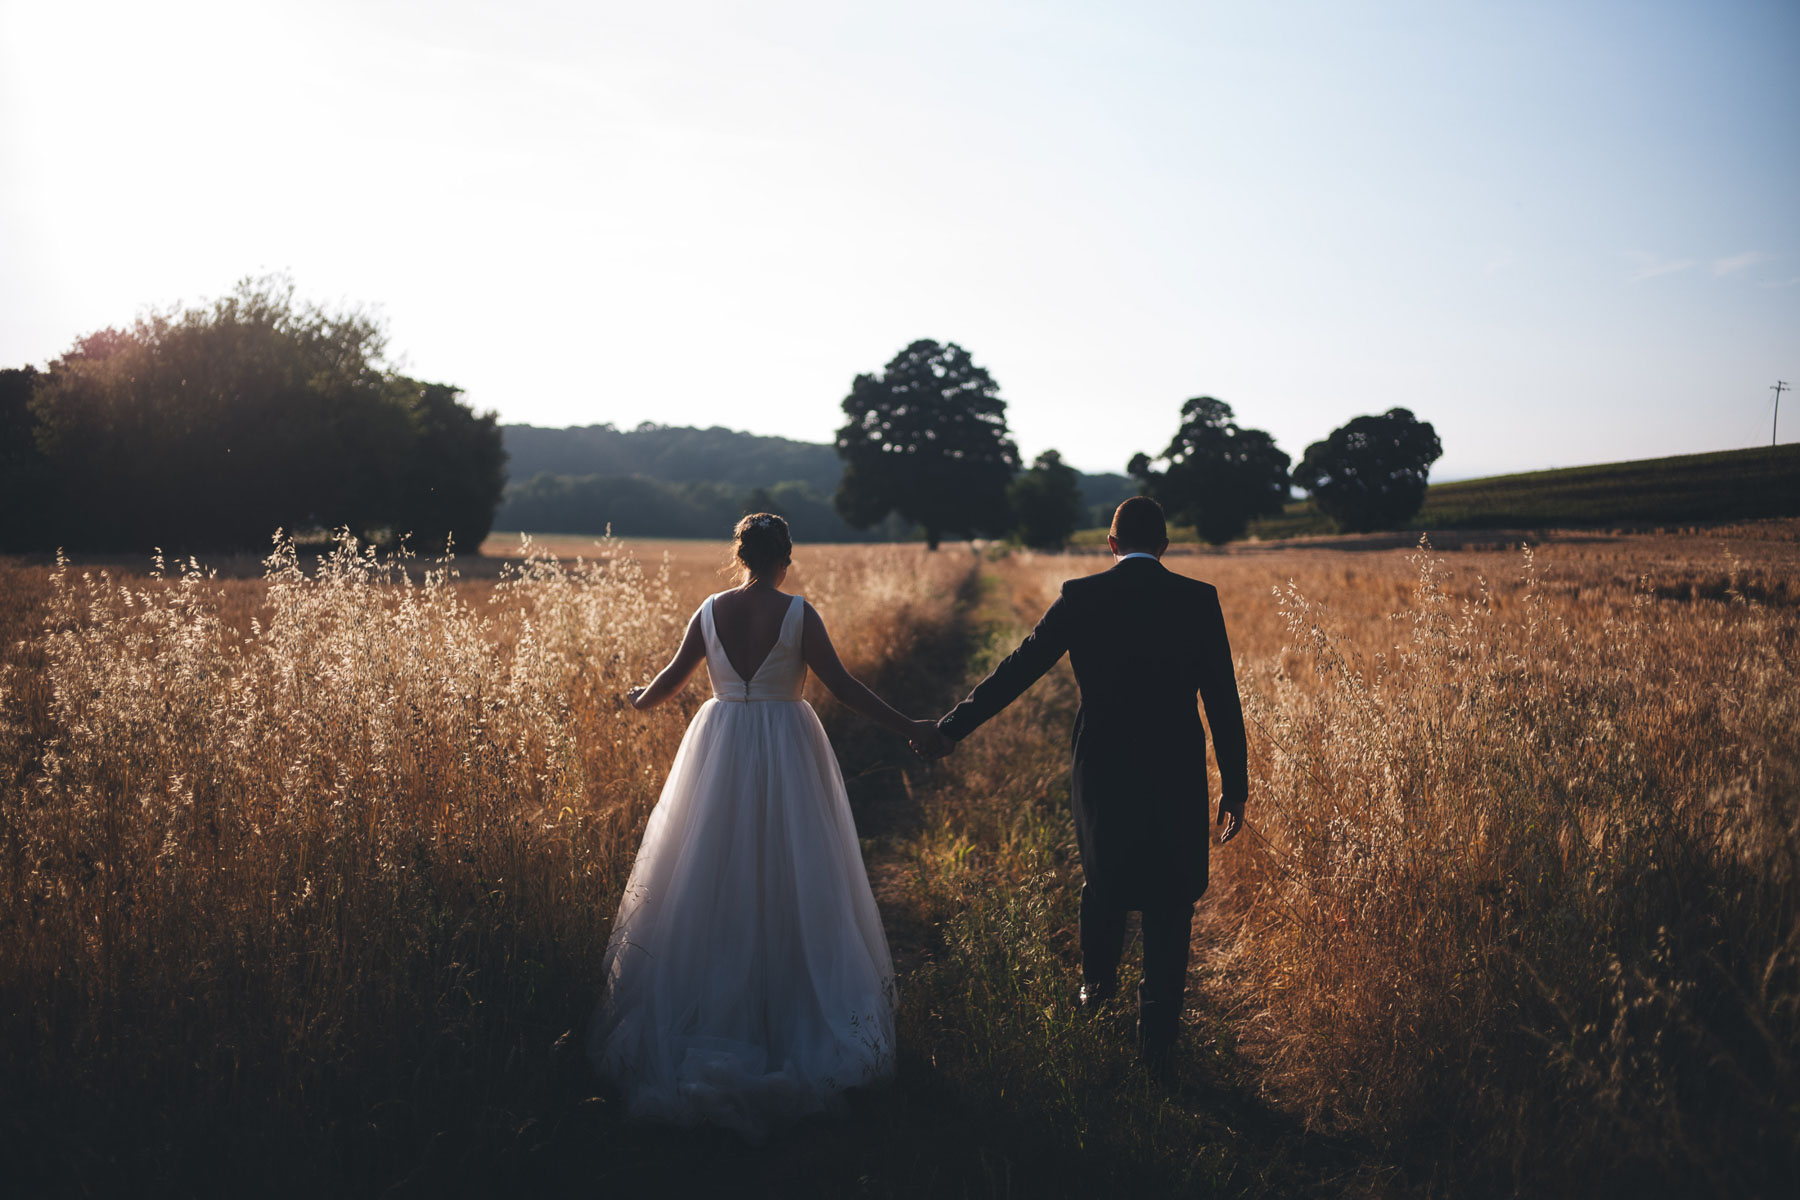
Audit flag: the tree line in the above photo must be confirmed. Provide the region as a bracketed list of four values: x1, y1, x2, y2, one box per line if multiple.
[833, 338, 1442, 550]
[1, 277, 505, 555]
[1, 286, 1439, 556]
[503, 422, 845, 494]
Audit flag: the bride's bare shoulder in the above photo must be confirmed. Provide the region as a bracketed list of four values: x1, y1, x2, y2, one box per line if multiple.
[711, 587, 800, 617]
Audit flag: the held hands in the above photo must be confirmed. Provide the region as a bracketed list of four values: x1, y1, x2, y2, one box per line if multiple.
[908, 720, 954, 763]
[1217, 801, 1245, 844]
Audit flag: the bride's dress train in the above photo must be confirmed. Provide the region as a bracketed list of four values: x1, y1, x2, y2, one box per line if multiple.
[587, 593, 896, 1140]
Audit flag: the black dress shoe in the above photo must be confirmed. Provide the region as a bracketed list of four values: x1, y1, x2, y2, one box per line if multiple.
[1077, 982, 1115, 1015]
[1137, 997, 1180, 1072]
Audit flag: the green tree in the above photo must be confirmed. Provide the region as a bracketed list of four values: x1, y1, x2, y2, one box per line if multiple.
[392, 380, 507, 555]
[1128, 396, 1290, 545]
[834, 339, 1019, 550]
[1008, 449, 1084, 550]
[1292, 407, 1443, 532]
[28, 276, 499, 553]
[740, 486, 780, 516]
[0, 366, 55, 551]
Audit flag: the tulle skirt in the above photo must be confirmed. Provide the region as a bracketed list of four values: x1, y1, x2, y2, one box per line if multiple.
[588, 697, 896, 1141]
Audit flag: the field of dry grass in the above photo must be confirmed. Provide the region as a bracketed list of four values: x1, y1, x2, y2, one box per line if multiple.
[0, 534, 966, 1194]
[898, 525, 1799, 1194]
[2, 524, 1795, 1196]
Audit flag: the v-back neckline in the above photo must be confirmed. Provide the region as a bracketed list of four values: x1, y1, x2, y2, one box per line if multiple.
[709, 593, 798, 684]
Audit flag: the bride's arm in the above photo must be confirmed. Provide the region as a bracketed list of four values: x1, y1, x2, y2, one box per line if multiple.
[800, 602, 943, 748]
[626, 609, 708, 710]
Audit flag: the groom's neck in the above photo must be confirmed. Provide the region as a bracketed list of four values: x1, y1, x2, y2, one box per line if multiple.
[1106, 534, 1169, 559]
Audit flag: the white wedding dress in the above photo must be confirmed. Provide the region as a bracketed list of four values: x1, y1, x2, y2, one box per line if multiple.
[588, 592, 897, 1140]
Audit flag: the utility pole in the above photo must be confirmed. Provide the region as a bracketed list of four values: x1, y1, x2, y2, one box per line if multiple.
[1775, 381, 1791, 447]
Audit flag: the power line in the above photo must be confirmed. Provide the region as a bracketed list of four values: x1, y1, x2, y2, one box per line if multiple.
[1775, 380, 1791, 447]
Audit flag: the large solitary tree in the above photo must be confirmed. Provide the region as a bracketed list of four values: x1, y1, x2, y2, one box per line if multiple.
[1128, 396, 1290, 545]
[834, 339, 1019, 549]
[1008, 449, 1084, 550]
[1292, 407, 1443, 532]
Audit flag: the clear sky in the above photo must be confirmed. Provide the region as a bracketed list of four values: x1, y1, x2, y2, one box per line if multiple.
[3, 0, 1796, 480]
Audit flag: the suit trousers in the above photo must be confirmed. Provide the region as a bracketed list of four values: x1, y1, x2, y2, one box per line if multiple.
[1079, 883, 1194, 1054]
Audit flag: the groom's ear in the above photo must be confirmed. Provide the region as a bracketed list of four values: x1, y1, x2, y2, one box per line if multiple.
[1106, 534, 1121, 556]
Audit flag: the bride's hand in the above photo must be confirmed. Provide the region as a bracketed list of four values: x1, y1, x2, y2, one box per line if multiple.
[625, 685, 649, 710]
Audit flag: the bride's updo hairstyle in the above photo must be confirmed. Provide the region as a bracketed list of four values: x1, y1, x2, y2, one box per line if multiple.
[731, 512, 792, 583]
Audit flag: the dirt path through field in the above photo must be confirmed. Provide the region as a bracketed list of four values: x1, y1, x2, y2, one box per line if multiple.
[825, 563, 987, 975]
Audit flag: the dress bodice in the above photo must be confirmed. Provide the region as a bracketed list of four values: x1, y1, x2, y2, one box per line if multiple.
[701, 593, 808, 703]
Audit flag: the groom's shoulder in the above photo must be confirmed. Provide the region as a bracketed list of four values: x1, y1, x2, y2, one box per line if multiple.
[1059, 570, 1106, 599]
[1138, 565, 1220, 608]
[1170, 571, 1218, 598]
[1171, 573, 1223, 612]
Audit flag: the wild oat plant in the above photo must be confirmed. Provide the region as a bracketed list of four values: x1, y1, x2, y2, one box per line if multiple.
[2, 528, 1791, 1194]
[1215, 541, 1798, 1192]
[0, 531, 702, 1174]
[0, 531, 963, 1185]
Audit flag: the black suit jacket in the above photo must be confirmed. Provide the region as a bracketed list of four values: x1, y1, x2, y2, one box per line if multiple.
[939, 556, 1247, 908]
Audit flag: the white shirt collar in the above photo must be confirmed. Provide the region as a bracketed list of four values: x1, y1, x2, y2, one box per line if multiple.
[1114, 552, 1159, 562]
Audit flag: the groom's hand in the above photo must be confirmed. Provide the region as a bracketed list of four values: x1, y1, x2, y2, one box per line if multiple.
[908, 722, 953, 762]
[1217, 800, 1245, 844]
[926, 718, 962, 763]
[928, 727, 955, 760]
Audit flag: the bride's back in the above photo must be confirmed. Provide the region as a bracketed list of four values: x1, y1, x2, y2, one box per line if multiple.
[709, 587, 797, 681]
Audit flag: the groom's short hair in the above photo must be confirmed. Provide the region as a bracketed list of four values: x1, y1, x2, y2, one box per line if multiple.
[1110, 497, 1167, 549]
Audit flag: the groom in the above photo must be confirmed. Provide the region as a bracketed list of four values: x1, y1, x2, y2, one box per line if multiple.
[935, 496, 1247, 1063]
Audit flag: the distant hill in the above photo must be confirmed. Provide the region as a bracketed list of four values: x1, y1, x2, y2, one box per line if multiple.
[496, 422, 1138, 539]
[502, 423, 843, 493]
[1247, 444, 1800, 539]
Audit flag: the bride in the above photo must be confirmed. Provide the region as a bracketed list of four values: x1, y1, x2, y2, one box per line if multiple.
[588, 513, 947, 1140]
